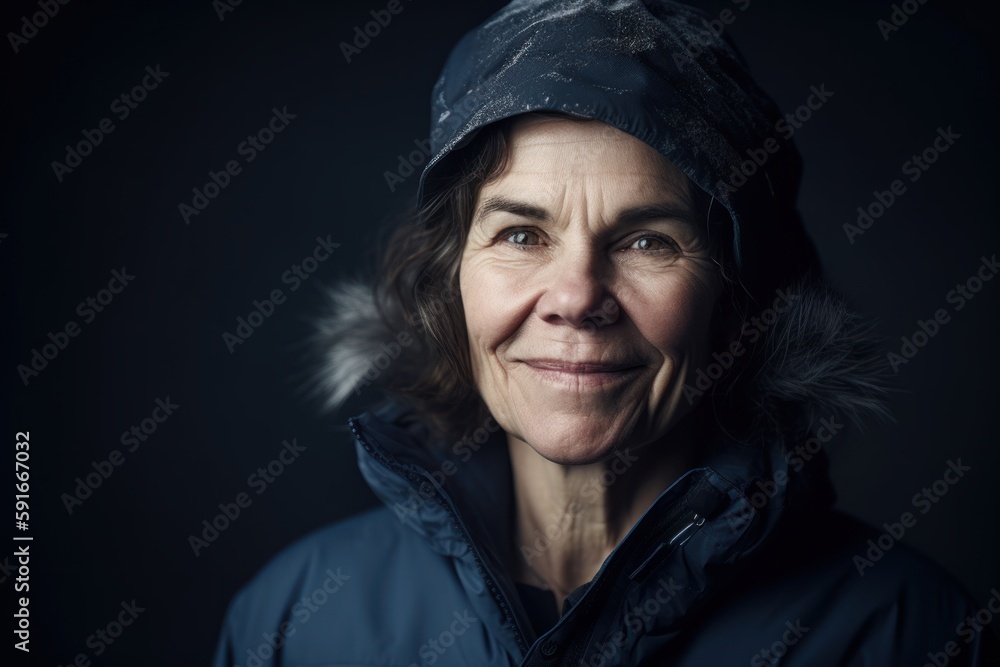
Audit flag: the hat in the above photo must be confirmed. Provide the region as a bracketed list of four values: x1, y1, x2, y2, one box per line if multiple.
[416, 0, 820, 300]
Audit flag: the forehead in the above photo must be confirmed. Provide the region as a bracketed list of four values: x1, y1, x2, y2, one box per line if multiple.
[484, 115, 691, 203]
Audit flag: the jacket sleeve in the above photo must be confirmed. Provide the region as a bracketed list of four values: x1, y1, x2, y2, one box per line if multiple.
[210, 584, 285, 667]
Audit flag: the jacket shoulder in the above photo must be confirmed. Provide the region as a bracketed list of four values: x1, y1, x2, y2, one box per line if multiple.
[794, 511, 1000, 664]
[212, 505, 467, 667]
[672, 510, 1000, 666]
[231, 504, 405, 601]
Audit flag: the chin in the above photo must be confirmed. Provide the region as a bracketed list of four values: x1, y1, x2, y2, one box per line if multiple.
[512, 411, 640, 465]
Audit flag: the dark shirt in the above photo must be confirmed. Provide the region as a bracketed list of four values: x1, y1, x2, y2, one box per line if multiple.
[513, 578, 597, 640]
[513, 581, 560, 638]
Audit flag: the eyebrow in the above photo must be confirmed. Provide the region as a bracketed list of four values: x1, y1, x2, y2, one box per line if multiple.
[473, 196, 697, 228]
[475, 196, 548, 223]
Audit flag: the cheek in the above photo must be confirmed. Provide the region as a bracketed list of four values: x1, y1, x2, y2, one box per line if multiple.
[459, 256, 527, 380]
[627, 273, 718, 366]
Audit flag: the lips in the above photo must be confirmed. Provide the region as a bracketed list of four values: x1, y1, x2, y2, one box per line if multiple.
[521, 358, 643, 373]
[518, 358, 645, 391]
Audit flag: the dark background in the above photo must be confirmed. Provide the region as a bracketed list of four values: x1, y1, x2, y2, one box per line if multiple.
[3, 0, 999, 664]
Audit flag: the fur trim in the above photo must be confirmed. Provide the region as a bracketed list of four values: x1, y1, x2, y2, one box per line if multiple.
[310, 281, 422, 411]
[311, 282, 394, 410]
[752, 282, 892, 431]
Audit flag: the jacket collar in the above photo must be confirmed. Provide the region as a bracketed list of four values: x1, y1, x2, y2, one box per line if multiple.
[348, 398, 836, 662]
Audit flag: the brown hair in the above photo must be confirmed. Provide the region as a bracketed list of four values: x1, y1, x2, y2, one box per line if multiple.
[372, 113, 740, 442]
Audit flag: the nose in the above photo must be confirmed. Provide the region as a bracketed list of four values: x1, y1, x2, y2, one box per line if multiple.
[535, 248, 620, 330]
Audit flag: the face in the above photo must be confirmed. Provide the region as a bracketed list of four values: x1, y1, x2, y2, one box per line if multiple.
[459, 115, 722, 465]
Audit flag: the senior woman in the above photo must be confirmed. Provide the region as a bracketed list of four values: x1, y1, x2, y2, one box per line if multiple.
[214, 1, 999, 665]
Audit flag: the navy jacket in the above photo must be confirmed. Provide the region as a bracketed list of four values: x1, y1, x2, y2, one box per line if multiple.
[213, 390, 1000, 666]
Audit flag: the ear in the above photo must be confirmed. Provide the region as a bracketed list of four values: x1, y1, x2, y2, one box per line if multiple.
[699, 189, 743, 349]
[707, 278, 748, 362]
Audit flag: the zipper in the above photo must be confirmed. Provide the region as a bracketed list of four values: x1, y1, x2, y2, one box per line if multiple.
[553, 479, 704, 666]
[349, 417, 531, 656]
[628, 512, 706, 582]
[551, 474, 727, 665]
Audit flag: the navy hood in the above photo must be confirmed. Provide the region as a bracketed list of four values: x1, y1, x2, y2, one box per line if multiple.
[416, 0, 820, 301]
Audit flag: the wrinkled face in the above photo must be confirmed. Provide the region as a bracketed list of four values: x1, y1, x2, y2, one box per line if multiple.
[459, 116, 721, 465]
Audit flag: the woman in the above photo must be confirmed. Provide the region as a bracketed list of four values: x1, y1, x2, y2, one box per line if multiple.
[214, 1, 999, 665]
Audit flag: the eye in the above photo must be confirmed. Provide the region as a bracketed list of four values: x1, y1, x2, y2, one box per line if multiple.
[625, 234, 678, 253]
[500, 229, 543, 248]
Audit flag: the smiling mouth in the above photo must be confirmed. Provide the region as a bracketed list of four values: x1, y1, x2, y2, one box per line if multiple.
[523, 359, 641, 373]
[520, 359, 645, 389]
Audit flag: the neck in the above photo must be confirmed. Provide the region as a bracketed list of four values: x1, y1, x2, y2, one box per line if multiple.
[507, 420, 696, 611]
